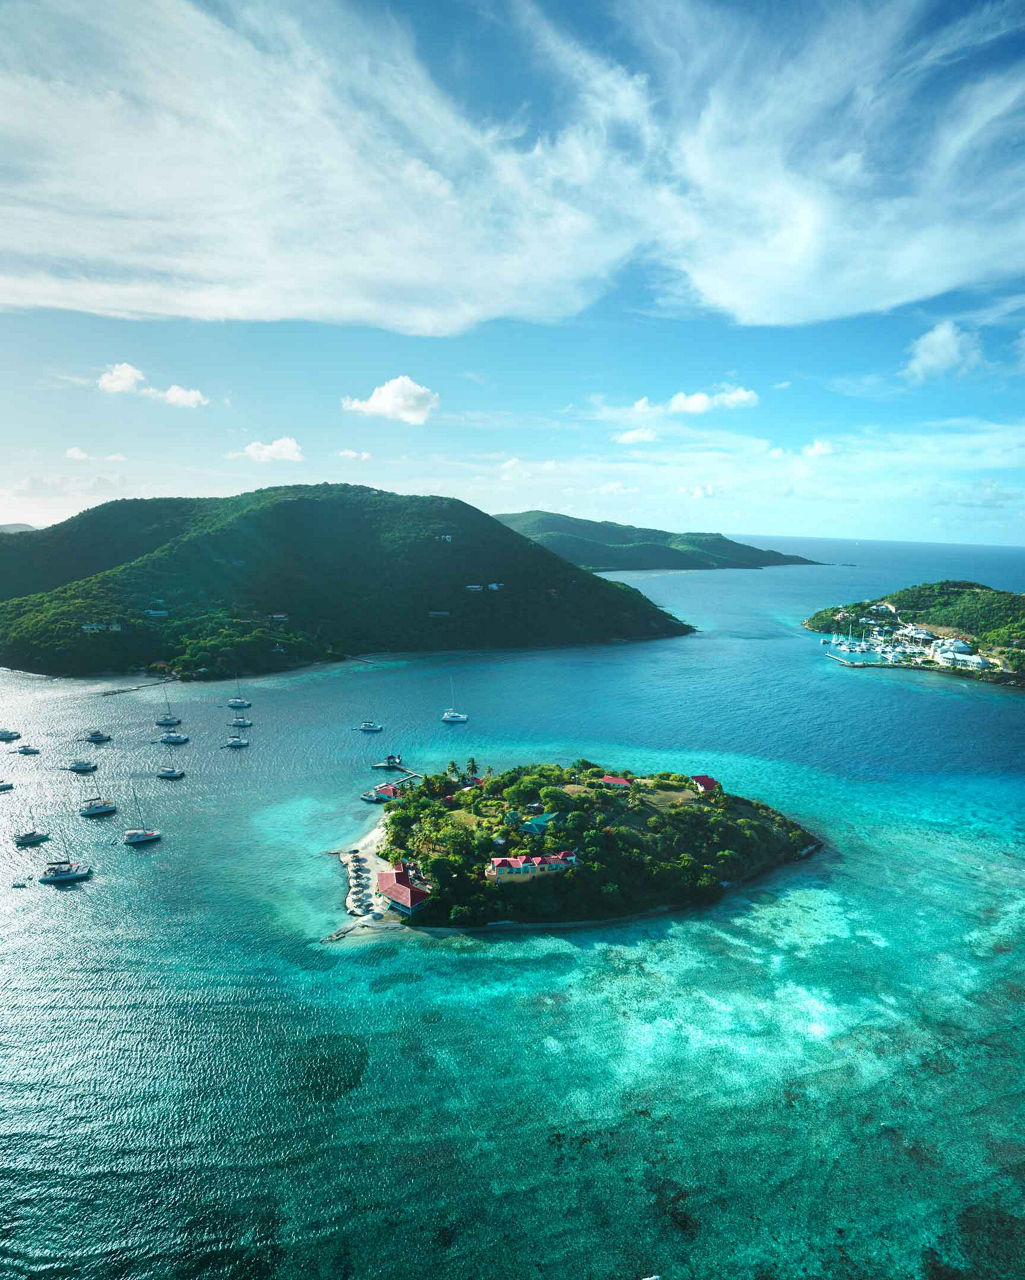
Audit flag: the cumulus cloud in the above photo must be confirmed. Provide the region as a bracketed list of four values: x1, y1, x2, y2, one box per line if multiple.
[7, 2, 1025, 332]
[95, 362, 207, 406]
[802, 440, 834, 457]
[341, 376, 439, 425]
[607, 384, 759, 421]
[336, 448, 371, 461]
[229, 437, 304, 462]
[901, 320, 983, 383]
[66, 446, 126, 461]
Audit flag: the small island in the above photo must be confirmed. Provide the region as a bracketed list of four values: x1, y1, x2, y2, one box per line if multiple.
[360, 761, 818, 929]
[805, 580, 1025, 687]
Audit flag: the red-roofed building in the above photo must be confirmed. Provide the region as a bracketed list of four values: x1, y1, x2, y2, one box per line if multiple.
[377, 860, 432, 914]
[692, 775, 720, 795]
[486, 850, 577, 882]
[374, 783, 402, 799]
[601, 775, 632, 788]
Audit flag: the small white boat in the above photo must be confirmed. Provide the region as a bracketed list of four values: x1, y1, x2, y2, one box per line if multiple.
[357, 721, 383, 733]
[39, 859, 91, 884]
[15, 745, 40, 755]
[124, 828, 161, 846]
[223, 736, 249, 749]
[84, 730, 111, 744]
[0, 729, 21, 742]
[80, 796, 117, 817]
[159, 732, 189, 745]
[67, 760, 98, 774]
[228, 716, 252, 728]
[0, 779, 13, 792]
[14, 829, 49, 847]
[157, 765, 185, 780]
[155, 690, 181, 727]
[227, 697, 251, 710]
[441, 708, 468, 724]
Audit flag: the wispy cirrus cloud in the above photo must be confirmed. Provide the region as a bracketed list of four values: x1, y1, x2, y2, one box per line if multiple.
[4, 2, 1025, 333]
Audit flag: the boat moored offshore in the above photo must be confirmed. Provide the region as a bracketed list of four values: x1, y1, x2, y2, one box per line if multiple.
[39, 859, 91, 884]
[79, 796, 117, 817]
[0, 729, 21, 742]
[159, 732, 189, 745]
[14, 829, 49, 847]
[84, 730, 112, 744]
[67, 760, 98, 774]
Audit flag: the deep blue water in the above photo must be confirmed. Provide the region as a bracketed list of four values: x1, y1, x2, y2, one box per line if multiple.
[1, 538, 1024, 1279]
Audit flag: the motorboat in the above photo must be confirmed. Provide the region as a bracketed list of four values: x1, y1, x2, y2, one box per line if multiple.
[159, 732, 189, 745]
[223, 736, 249, 749]
[80, 796, 117, 817]
[227, 697, 251, 710]
[441, 708, 468, 724]
[15, 745, 40, 755]
[67, 760, 98, 774]
[14, 829, 49, 847]
[84, 730, 111, 744]
[0, 780, 13, 792]
[357, 721, 383, 733]
[124, 828, 161, 846]
[228, 716, 252, 728]
[157, 765, 185, 780]
[0, 729, 21, 742]
[39, 859, 91, 884]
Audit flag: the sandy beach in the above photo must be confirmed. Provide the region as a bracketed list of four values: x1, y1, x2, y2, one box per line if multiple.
[321, 820, 402, 941]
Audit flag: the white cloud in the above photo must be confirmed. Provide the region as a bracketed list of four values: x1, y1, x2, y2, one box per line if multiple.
[66, 446, 127, 461]
[773, 380, 791, 390]
[342, 376, 439, 425]
[98, 363, 145, 394]
[336, 448, 371, 461]
[613, 426, 658, 444]
[94, 362, 207, 407]
[901, 320, 983, 383]
[802, 439, 834, 457]
[635, 385, 759, 416]
[143, 384, 209, 408]
[229, 437, 304, 463]
[7, 3, 1025, 332]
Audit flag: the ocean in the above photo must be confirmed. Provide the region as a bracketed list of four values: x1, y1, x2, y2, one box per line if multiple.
[1, 537, 1023, 1279]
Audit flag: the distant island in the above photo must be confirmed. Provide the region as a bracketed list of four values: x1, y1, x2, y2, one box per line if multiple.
[0, 523, 34, 534]
[497, 510, 819, 572]
[0, 484, 691, 678]
[805, 580, 1025, 685]
[370, 761, 817, 927]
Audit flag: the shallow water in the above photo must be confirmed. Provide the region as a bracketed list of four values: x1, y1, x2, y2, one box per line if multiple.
[1, 538, 1024, 1279]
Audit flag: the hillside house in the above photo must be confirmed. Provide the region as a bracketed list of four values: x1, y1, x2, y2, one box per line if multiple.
[692, 775, 720, 795]
[601, 775, 631, 788]
[486, 851, 577, 882]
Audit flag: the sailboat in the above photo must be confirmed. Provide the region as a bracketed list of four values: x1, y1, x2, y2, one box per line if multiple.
[155, 689, 182, 728]
[227, 676, 251, 710]
[124, 780, 161, 845]
[228, 715, 252, 728]
[441, 677, 468, 724]
[79, 795, 117, 817]
[39, 858, 91, 884]
[14, 810, 49, 846]
[156, 752, 185, 780]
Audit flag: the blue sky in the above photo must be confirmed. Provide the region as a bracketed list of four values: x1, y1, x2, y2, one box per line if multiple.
[3, 0, 1025, 544]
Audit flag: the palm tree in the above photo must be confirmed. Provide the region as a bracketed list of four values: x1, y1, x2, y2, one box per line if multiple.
[447, 760, 459, 779]
[466, 756, 479, 778]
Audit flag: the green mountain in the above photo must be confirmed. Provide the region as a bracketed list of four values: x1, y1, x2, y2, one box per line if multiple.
[0, 484, 691, 678]
[0, 523, 34, 534]
[496, 511, 818, 571]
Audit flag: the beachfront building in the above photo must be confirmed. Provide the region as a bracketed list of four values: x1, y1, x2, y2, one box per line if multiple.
[692, 775, 720, 795]
[377, 861, 432, 915]
[486, 851, 577, 883]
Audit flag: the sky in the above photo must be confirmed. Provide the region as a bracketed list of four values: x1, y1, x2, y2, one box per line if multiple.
[3, 0, 1025, 544]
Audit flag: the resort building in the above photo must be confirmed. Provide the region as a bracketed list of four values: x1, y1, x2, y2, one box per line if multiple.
[486, 851, 577, 882]
[377, 861, 432, 915]
[601, 775, 631, 788]
[692, 775, 720, 795]
[520, 811, 561, 836]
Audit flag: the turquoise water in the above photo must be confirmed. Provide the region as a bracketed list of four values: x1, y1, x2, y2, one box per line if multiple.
[1, 538, 1024, 1279]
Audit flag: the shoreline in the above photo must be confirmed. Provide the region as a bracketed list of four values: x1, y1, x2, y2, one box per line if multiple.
[321, 819, 823, 943]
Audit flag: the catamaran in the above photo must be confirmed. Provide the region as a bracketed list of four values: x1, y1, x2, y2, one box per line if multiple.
[83, 730, 112, 744]
[228, 716, 252, 728]
[357, 721, 383, 733]
[223, 735, 249, 749]
[39, 858, 91, 884]
[15, 744, 40, 755]
[155, 690, 182, 727]
[157, 756, 185, 780]
[441, 677, 468, 723]
[227, 677, 251, 710]
[14, 827, 49, 847]
[79, 795, 117, 817]
[124, 782, 161, 844]
[159, 731, 189, 745]
[0, 729, 21, 742]
[67, 759, 98, 773]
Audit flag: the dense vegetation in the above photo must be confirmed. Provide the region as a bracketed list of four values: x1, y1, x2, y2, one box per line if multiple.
[382, 761, 816, 927]
[806, 580, 1025, 675]
[497, 511, 818, 571]
[0, 485, 691, 678]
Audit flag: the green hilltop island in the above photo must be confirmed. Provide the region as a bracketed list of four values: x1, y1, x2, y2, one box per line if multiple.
[0, 484, 691, 678]
[497, 510, 819, 572]
[366, 762, 818, 928]
[805, 580, 1025, 687]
